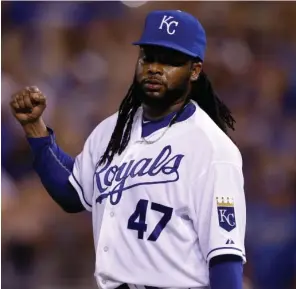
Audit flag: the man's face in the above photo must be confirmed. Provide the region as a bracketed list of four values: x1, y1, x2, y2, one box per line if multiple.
[135, 45, 198, 108]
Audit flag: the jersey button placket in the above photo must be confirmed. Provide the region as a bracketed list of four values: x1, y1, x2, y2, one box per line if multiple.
[99, 201, 116, 273]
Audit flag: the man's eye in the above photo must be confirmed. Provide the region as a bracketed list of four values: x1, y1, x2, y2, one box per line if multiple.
[141, 54, 187, 66]
[161, 57, 187, 66]
[142, 55, 153, 62]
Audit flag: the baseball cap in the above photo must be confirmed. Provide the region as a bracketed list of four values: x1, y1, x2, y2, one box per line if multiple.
[133, 10, 207, 61]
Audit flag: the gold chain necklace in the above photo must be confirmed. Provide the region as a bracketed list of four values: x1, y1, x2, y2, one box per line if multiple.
[141, 125, 171, 144]
[141, 103, 190, 144]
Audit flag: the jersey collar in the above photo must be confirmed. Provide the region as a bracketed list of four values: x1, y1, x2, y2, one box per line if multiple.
[141, 101, 196, 138]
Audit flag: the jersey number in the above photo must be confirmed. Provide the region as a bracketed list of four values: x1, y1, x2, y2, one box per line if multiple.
[127, 199, 173, 241]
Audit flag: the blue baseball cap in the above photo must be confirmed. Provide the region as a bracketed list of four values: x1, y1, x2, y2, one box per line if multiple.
[133, 10, 207, 61]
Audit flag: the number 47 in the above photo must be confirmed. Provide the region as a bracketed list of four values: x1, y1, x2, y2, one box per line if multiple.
[127, 199, 173, 242]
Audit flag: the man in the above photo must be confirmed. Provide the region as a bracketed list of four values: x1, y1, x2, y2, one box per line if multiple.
[10, 10, 246, 289]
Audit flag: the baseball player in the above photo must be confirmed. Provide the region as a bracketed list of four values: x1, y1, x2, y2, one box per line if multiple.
[10, 10, 246, 289]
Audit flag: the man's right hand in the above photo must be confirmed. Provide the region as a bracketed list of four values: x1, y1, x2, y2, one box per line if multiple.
[10, 86, 49, 138]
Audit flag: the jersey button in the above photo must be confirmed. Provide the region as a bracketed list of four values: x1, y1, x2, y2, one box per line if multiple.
[110, 212, 115, 217]
[103, 246, 109, 252]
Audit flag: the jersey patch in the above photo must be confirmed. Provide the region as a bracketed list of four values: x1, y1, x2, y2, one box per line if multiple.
[216, 197, 236, 232]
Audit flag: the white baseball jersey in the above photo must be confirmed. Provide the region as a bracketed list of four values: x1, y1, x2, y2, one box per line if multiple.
[69, 100, 246, 289]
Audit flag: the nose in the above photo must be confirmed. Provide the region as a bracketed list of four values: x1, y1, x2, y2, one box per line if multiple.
[147, 62, 163, 75]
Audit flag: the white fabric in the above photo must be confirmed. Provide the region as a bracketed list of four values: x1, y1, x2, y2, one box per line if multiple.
[69, 101, 246, 289]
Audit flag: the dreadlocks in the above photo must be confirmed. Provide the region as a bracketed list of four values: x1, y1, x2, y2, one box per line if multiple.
[189, 70, 236, 132]
[99, 81, 141, 165]
[99, 69, 235, 165]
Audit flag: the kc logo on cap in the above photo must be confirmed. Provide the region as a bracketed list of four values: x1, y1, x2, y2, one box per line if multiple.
[158, 15, 179, 35]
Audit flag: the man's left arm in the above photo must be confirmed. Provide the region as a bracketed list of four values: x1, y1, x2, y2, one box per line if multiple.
[192, 161, 246, 289]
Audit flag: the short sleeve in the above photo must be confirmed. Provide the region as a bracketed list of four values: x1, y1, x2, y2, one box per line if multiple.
[192, 162, 246, 264]
[69, 135, 94, 212]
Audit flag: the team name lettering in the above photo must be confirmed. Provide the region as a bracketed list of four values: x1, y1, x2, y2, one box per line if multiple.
[95, 146, 184, 205]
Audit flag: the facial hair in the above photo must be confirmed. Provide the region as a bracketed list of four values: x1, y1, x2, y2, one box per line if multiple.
[134, 77, 190, 110]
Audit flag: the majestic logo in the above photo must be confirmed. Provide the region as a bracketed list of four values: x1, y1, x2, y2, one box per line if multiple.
[226, 239, 235, 245]
[95, 146, 184, 205]
[216, 197, 236, 232]
[159, 15, 179, 35]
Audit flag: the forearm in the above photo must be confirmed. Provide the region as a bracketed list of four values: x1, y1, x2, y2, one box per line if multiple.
[27, 127, 84, 213]
[209, 255, 243, 289]
[23, 118, 49, 138]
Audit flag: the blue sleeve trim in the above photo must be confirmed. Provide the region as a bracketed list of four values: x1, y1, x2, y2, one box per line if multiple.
[207, 247, 245, 259]
[71, 171, 92, 207]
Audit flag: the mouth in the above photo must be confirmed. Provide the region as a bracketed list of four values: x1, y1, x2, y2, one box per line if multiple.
[144, 78, 163, 84]
[143, 78, 163, 90]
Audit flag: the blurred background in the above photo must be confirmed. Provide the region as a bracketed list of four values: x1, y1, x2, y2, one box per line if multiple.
[1, 1, 296, 289]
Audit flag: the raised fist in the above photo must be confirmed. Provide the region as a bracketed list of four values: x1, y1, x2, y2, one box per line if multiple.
[10, 86, 47, 126]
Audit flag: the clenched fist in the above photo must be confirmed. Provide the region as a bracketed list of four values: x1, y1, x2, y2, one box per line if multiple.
[10, 86, 48, 138]
[10, 86, 46, 125]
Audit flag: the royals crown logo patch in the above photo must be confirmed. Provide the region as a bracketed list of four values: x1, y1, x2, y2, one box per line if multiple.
[216, 197, 236, 232]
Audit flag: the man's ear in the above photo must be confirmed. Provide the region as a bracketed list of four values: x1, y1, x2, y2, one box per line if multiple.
[190, 62, 202, 81]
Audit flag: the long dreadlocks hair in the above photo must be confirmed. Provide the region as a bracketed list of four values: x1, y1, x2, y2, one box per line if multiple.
[99, 60, 236, 165]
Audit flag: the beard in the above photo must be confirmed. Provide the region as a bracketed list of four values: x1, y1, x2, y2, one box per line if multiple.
[134, 77, 190, 110]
